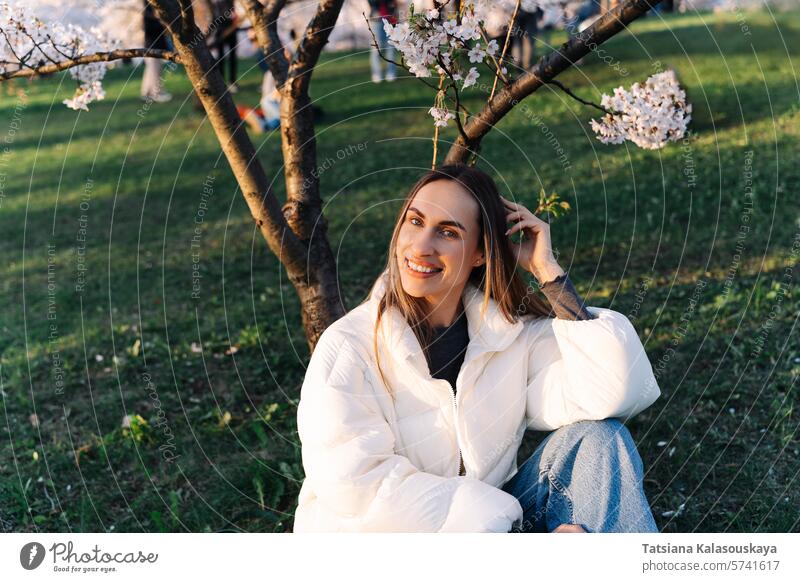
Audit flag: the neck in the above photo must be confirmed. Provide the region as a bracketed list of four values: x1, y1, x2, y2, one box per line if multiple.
[425, 287, 465, 328]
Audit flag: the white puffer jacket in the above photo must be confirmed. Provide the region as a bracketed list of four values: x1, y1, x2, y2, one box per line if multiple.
[294, 271, 661, 532]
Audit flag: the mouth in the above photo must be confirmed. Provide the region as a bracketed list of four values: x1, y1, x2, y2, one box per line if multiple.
[404, 257, 443, 278]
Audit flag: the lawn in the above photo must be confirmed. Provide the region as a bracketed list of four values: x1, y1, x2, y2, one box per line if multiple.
[0, 8, 798, 533]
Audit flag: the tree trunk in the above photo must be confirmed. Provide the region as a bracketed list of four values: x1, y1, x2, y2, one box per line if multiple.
[152, 0, 345, 350]
[2, 0, 664, 351]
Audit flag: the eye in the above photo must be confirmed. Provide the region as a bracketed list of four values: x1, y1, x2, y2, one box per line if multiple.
[440, 229, 459, 239]
[408, 216, 422, 226]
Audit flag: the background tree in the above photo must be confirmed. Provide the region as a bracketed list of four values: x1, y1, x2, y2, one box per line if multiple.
[0, 0, 669, 351]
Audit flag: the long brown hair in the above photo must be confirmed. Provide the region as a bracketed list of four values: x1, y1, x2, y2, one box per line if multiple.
[370, 164, 554, 395]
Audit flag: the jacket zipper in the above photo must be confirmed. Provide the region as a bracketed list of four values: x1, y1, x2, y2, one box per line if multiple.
[450, 385, 465, 476]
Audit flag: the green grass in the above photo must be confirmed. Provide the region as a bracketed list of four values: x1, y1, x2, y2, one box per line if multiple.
[1, 8, 798, 532]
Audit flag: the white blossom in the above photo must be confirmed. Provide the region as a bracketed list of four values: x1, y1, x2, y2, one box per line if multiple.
[63, 79, 105, 111]
[429, 106, 455, 128]
[0, 1, 117, 110]
[383, 19, 409, 44]
[383, 2, 498, 90]
[456, 16, 481, 41]
[440, 51, 452, 67]
[467, 44, 485, 64]
[590, 70, 692, 150]
[463, 67, 479, 89]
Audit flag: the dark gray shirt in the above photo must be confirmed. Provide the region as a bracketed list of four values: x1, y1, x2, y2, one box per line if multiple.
[425, 273, 595, 392]
[539, 272, 595, 321]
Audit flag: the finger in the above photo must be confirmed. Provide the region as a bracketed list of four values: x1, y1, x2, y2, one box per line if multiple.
[502, 198, 536, 220]
[509, 218, 549, 238]
[506, 219, 542, 236]
[499, 196, 523, 210]
[505, 210, 527, 222]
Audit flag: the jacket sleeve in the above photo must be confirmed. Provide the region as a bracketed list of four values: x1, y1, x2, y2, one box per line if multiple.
[297, 329, 523, 532]
[524, 307, 661, 431]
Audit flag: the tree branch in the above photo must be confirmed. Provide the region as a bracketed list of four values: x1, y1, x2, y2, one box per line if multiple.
[289, 0, 345, 93]
[1, 0, 349, 348]
[443, 0, 665, 165]
[175, 0, 196, 38]
[147, 0, 307, 265]
[241, 0, 290, 88]
[0, 49, 182, 80]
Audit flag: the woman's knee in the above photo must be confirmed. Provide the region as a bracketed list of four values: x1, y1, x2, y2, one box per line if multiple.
[576, 419, 646, 476]
[556, 419, 640, 462]
[560, 418, 629, 445]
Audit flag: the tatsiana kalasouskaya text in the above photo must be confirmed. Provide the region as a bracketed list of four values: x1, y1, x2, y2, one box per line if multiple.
[642, 543, 777, 557]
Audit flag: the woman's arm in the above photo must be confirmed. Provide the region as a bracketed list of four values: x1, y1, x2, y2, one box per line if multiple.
[499, 195, 656, 428]
[296, 328, 523, 532]
[539, 272, 596, 321]
[523, 307, 661, 431]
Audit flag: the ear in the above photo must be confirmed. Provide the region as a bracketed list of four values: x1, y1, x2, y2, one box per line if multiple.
[473, 254, 485, 267]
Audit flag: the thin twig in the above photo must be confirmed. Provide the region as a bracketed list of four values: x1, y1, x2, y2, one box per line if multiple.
[16, 44, 40, 68]
[361, 11, 442, 93]
[490, 0, 520, 101]
[24, 32, 65, 67]
[0, 29, 31, 70]
[432, 74, 445, 169]
[479, 28, 510, 86]
[545, 78, 613, 115]
[45, 33, 79, 62]
[434, 54, 471, 144]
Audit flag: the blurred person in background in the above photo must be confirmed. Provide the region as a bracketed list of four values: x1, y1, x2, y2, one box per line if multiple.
[510, 1, 544, 71]
[212, 0, 240, 92]
[141, 0, 173, 102]
[367, 0, 398, 83]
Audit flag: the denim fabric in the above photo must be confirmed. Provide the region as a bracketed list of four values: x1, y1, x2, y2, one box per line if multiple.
[501, 419, 659, 533]
[368, 17, 396, 81]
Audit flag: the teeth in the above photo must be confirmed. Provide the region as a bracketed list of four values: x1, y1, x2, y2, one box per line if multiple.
[407, 259, 440, 274]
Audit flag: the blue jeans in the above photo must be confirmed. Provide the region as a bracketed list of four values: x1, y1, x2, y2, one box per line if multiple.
[501, 419, 658, 533]
[368, 16, 396, 81]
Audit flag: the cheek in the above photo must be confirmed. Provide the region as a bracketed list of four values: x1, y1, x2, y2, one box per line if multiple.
[395, 230, 408, 253]
[450, 239, 478, 270]
[396, 224, 415, 249]
[439, 244, 467, 271]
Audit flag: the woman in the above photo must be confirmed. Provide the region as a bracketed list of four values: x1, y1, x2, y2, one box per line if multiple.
[294, 164, 661, 533]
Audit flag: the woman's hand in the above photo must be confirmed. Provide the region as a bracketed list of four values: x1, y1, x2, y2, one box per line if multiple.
[500, 195, 565, 285]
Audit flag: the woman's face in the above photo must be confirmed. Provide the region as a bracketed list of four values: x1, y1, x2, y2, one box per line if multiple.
[395, 179, 485, 307]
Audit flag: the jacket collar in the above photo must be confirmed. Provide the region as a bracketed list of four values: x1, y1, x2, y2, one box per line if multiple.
[367, 269, 525, 374]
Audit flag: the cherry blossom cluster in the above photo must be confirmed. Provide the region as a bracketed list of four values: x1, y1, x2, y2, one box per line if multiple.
[383, 1, 503, 127]
[590, 70, 692, 150]
[0, 1, 116, 111]
[429, 106, 455, 128]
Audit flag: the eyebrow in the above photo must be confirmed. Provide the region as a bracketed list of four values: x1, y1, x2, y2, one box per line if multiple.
[407, 207, 466, 231]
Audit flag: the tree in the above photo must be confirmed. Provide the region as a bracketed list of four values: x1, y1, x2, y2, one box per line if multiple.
[0, 0, 673, 351]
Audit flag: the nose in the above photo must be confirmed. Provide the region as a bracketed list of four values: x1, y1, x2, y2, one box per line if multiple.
[410, 227, 436, 257]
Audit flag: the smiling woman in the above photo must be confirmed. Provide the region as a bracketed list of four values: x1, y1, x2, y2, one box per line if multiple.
[294, 164, 662, 533]
[396, 179, 487, 327]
